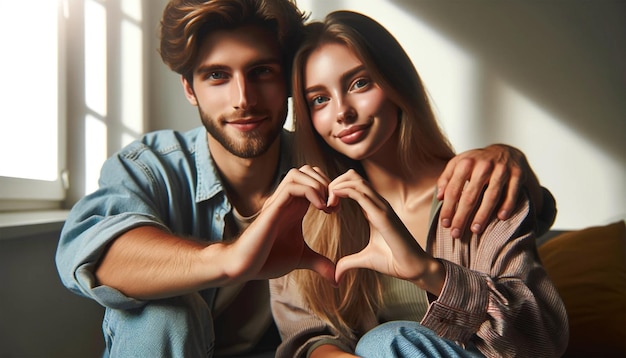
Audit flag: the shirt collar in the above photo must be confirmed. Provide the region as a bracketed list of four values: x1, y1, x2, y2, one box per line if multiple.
[194, 128, 222, 203]
[193, 128, 295, 203]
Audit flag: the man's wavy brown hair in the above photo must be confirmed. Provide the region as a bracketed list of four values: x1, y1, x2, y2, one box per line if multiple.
[159, 0, 307, 84]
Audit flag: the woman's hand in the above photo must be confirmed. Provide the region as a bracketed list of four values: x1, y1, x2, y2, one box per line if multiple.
[329, 170, 445, 295]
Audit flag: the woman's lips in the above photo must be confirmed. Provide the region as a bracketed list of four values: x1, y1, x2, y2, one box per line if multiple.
[336, 123, 371, 144]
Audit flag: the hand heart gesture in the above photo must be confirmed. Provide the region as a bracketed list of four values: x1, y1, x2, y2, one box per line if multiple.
[328, 170, 444, 293]
[235, 165, 337, 283]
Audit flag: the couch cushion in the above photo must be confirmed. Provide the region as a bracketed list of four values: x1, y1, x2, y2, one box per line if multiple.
[538, 220, 626, 357]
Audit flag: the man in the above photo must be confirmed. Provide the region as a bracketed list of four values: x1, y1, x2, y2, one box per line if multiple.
[56, 0, 552, 356]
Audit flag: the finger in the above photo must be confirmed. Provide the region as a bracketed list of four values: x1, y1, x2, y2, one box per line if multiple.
[331, 186, 387, 217]
[271, 181, 327, 212]
[299, 245, 337, 285]
[310, 166, 333, 184]
[436, 157, 458, 200]
[450, 161, 497, 236]
[497, 170, 522, 220]
[299, 167, 334, 212]
[330, 170, 374, 194]
[327, 169, 367, 207]
[277, 169, 330, 209]
[330, 169, 363, 188]
[467, 161, 513, 232]
[299, 185, 332, 211]
[331, 187, 408, 250]
[299, 165, 331, 186]
[297, 165, 331, 198]
[335, 251, 372, 284]
[467, 184, 500, 234]
[438, 159, 473, 228]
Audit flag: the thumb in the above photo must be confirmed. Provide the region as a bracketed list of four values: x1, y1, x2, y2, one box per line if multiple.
[299, 245, 337, 285]
[335, 250, 371, 284]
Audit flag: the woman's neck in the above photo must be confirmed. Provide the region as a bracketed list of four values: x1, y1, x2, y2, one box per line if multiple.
[362, 155, 445, 246]
[362, 158, 441, 209]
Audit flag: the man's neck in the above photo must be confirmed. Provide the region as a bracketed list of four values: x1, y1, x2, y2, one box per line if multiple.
[208, 135, 282, 217]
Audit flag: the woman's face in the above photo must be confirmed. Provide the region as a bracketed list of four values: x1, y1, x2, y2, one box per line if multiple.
[303, 42, 399, 161]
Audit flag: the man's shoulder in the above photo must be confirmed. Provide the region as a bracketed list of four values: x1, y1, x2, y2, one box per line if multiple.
[119, 127, 205, 159]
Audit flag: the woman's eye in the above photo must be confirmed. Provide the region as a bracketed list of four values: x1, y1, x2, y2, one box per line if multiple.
[352, 78, 370, 90]
[310, 96, 328, 106]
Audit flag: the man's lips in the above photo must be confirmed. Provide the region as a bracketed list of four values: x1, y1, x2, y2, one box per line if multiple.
[227, 117, 266, 131]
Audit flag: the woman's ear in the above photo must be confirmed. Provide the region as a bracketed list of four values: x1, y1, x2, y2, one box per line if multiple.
[181, 75, 198, 106]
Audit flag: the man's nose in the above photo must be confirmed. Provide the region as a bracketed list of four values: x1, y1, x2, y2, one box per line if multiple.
[231, 75, 257, 110]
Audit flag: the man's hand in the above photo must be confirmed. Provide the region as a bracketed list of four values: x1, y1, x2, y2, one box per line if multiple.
[229, 165, 336, 283]
[437, 144, 542, 238]
[95, 166, 337, 300]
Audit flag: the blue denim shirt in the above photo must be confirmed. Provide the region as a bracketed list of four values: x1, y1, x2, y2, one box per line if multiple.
[56, 126, 293, 310]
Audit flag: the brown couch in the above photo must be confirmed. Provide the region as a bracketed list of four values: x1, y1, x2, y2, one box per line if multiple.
[537, 220, 626, 357]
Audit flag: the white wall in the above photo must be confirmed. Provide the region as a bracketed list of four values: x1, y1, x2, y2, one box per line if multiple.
[145, 0, 625, 230]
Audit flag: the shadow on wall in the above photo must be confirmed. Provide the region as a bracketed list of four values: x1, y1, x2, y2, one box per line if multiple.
[388, 0, 625, 165]
[0, 231, 104, 357]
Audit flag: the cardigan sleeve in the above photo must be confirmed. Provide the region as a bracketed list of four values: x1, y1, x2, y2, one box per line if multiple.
[422, 195, 569, 357]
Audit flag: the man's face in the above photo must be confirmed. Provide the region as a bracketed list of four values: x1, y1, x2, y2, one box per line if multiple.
[183, 25, 288, 158]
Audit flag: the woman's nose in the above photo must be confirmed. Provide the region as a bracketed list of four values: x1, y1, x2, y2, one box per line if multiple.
[336, 101, 357, 124]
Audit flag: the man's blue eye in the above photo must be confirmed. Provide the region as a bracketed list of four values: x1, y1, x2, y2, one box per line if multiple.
[209, 72, 225, 80]
[252, 67, 276, 78]
[254, 67, 271, 75]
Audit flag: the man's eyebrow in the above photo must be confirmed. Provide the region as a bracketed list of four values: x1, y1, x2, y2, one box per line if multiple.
[195, 57, 282, 75]
[305, 64, 366, 95]
[195, 64, 229, 75]
[249, 57, 282, 68]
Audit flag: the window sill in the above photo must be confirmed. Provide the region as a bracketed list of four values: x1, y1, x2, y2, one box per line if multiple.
[0, 210, 69, 240]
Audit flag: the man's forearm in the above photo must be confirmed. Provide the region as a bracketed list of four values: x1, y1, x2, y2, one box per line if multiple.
[95, 226, 232, 300]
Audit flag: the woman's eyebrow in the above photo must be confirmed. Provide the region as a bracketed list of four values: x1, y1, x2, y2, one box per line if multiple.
[305, 64, 366, 95]
[340, 65, 366, 84]
[305, 84, 325, 96]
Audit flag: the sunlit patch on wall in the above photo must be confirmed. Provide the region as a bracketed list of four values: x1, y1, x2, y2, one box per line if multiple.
[492, 79, 624, 229]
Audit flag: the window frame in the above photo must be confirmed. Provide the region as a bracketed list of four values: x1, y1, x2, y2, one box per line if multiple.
[0, 0, 67, 212]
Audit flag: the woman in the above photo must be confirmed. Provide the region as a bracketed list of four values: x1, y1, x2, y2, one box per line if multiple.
[270, 11, 568, 358]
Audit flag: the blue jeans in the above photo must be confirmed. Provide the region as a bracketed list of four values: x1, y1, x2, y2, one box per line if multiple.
[355, 321, 485, 358]
[102, 293, 215, 357]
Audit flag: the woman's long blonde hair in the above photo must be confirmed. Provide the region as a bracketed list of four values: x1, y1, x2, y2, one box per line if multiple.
[291, 11, 455, 339]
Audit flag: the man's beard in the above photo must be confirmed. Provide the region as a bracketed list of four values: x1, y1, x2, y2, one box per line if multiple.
[199, 106, 286, 158]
